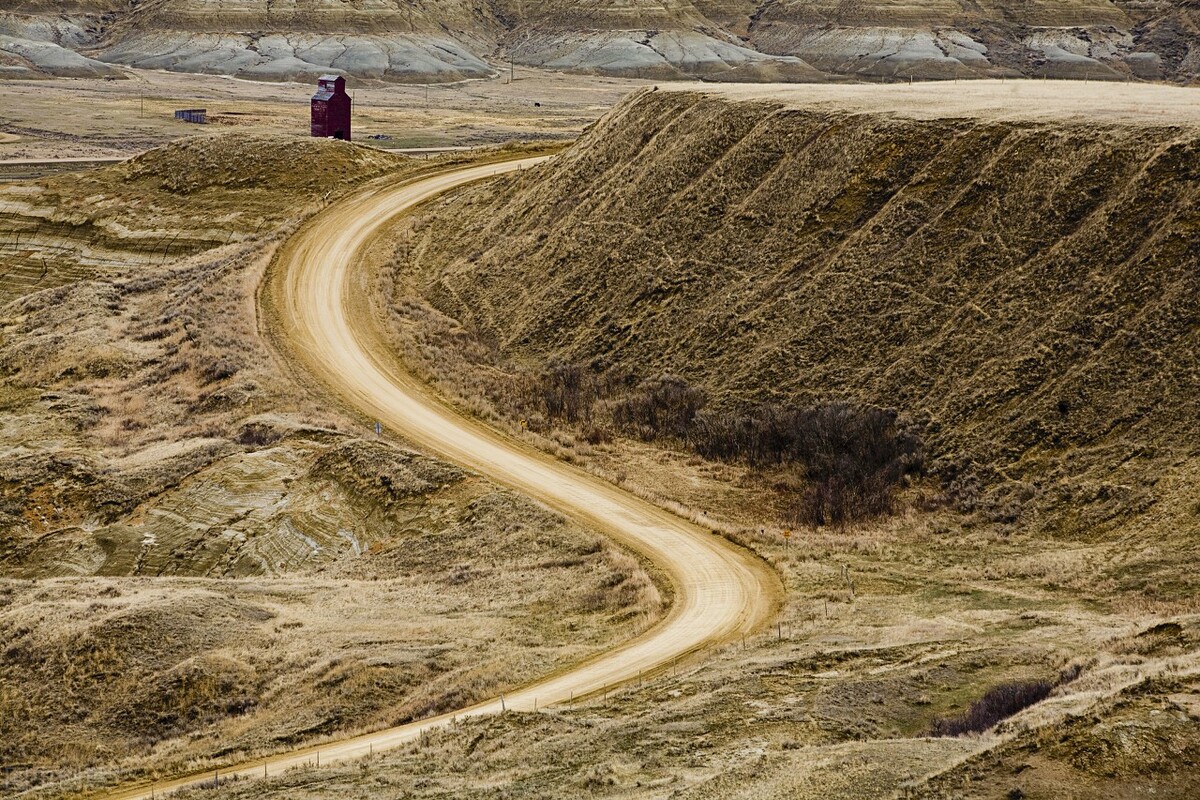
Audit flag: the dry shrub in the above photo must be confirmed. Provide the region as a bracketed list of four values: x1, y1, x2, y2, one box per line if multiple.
[233, 421, 283, 448]
[694, 402, 923, 527]
[612, 374, 707, 440]
[524, 361, 597, 424]
[516, 364, 922, 527]
[928, 678, 1055, 737]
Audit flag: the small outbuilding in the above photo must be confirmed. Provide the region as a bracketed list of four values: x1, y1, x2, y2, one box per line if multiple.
[174, 109, 207, 124]
[311, 75, 351, 141]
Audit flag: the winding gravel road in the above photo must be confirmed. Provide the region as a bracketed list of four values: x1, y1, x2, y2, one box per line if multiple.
[106, 155, 780, 800]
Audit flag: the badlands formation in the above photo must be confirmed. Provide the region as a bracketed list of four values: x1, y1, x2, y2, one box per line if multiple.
[0, 1, 1198, 83]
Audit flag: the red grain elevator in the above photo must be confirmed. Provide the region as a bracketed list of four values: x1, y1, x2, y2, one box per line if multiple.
[311, 75, 351, 141]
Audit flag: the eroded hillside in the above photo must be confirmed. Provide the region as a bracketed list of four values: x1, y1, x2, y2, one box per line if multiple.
[2, 0, 1199, 82]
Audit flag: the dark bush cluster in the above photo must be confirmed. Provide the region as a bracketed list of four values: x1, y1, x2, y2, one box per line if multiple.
[519, 361, 607, 424]
[694, 402, 922, 527]
[516, 364, 923, 527]
[928, 679, 1054, 737]
[611, 374, 707, 441]
[234, 422, 282, 448]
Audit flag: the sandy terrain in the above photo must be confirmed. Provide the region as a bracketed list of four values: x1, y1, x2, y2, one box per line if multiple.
[4, 74, 1200, 800]
[0, 138, 667, 794]
[327, 81, 1200, 797]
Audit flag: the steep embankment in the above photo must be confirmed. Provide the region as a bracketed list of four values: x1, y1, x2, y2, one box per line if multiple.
[393, 84, 1200, 550]
[4, 0, 1200, 82]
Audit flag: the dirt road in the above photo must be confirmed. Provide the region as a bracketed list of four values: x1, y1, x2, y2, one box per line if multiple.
[104, 156, 780, 800]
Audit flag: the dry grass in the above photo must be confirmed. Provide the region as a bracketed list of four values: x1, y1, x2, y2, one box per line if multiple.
[384, 86, 1200, 587]
[355, 85, 1200, 798]
[0, 68, 641, 164]
[0, 135, 665, 796]
[3, 81, 1199, 799]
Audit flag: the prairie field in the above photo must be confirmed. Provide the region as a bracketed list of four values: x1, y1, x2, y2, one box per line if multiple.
[1, 77, 1198, 800]
[0, 134, 661, 796]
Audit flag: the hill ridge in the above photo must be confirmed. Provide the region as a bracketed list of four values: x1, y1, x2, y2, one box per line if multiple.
[1, 0, 1198, 82]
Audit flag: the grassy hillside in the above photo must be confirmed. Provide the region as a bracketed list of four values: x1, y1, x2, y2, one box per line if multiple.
[389, 85, 1199, 584]
[341, 82, 1200, 800]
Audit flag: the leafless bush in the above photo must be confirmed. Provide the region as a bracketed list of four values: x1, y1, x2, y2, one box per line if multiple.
[518, 360, 603, 425]
[512, 364, 922, 527]
[928, 678, 1054, 737]
[611, 374, 707, 440]
[234, 422, 282, 448]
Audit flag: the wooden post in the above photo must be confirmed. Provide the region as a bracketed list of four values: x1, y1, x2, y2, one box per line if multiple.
[843, 564, 855, 601]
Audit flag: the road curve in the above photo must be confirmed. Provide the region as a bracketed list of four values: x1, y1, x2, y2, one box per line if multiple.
[105, 156, 780, 800]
